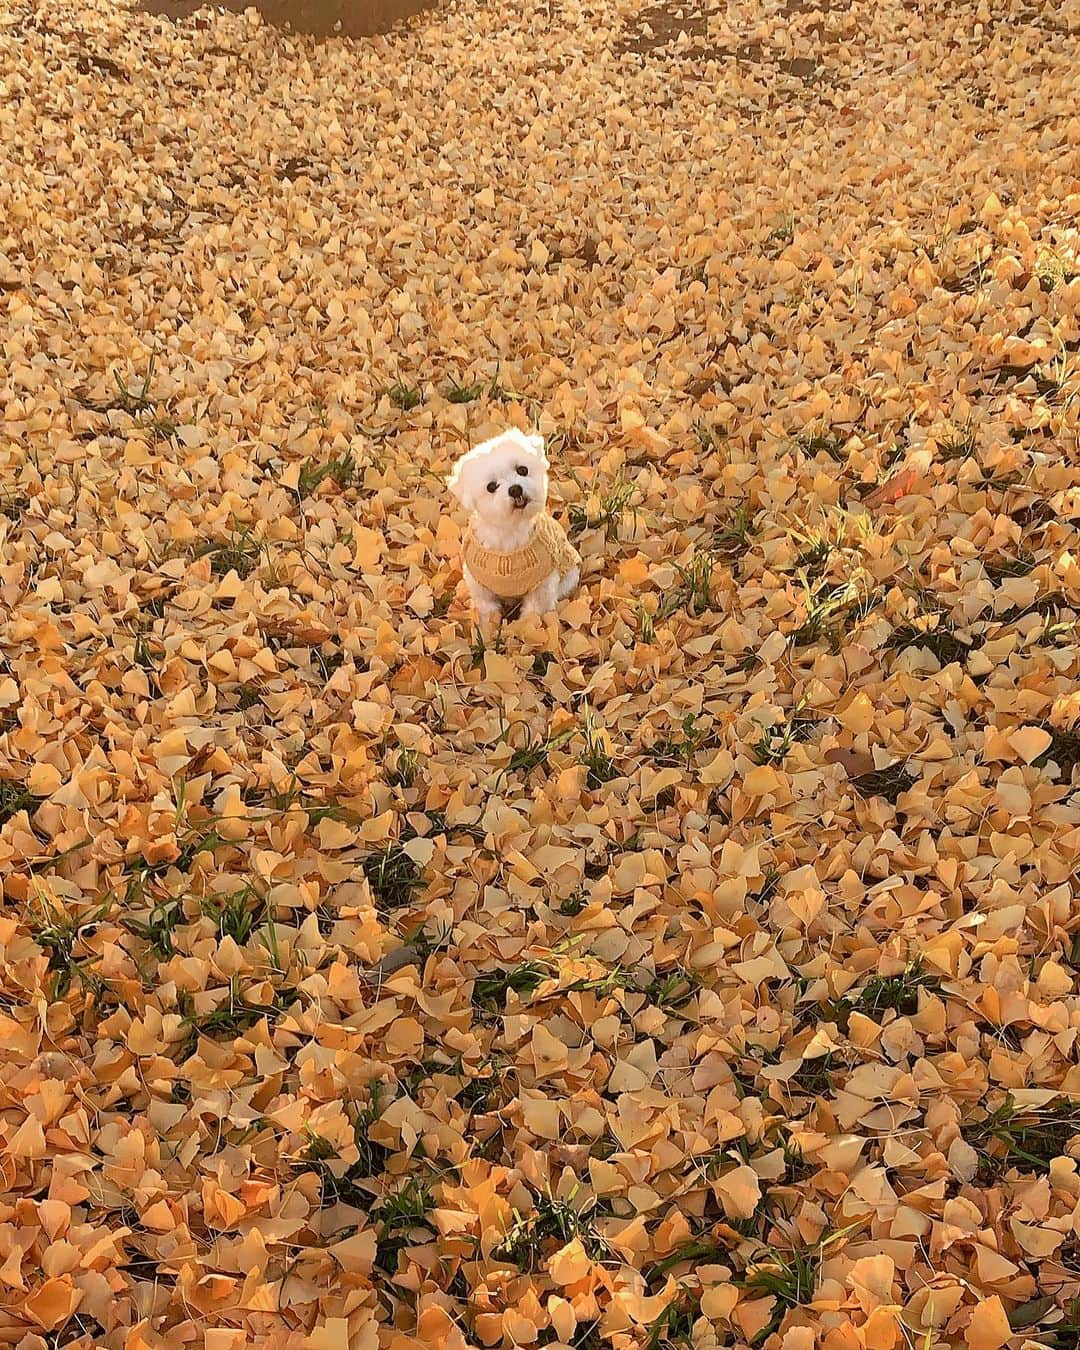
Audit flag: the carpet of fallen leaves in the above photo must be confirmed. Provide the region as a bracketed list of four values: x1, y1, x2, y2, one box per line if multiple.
[3, 0, 1080, 1345]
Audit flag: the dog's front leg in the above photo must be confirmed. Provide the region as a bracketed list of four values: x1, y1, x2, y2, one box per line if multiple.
[464, 566, 503, 625]
[519, 570, 560, 618]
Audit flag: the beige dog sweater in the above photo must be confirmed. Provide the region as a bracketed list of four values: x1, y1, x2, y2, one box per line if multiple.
[461, 512, 580, 599]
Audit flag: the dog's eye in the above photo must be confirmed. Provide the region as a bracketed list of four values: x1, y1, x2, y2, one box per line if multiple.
[516, 465, 529, 477]
[486, 481, 498, 493]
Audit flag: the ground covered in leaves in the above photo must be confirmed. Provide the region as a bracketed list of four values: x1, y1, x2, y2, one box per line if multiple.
[3, 0, 1080, 1345]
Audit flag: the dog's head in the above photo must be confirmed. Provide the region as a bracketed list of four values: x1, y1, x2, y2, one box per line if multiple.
[447, 429, 549, 527]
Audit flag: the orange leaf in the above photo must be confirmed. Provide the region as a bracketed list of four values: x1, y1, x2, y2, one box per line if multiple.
[965, 1296, 1012, 1350]
[865, 468, 919, 507]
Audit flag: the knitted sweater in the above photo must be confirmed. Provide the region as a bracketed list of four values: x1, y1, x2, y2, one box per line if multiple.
[461, 512, 580, 599]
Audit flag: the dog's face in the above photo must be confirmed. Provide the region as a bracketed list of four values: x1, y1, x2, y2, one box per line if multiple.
[447, 429, 549, 527]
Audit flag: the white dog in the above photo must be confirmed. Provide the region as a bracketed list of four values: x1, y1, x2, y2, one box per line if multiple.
[447, 429, 580, 623]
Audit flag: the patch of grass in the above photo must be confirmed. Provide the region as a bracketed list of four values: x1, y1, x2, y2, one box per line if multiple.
[790, 574, 875, 647]
[387, 747, 420, 789]
[493, 1185, 608, 1269]
[797, 428, 847, 461]
[473, 960, 548, 1010]
[42, 1313, 107, 1347]
[718, 507, 761, 564]
[645, 1290, 700, 1349]
[303, 1132, 336, 1163]
[580, 705, 617, 788]
[642, 967, 700, 1010]
[564, 964, 634, 998]
[781, 1134, 816, 1182]
[176, 979, 290, 1045]
[470, 625, 505, 669]
[30, 901, 108, 1000]
[302, 1084, 393, 1202]
[509, 729, 567, 773]
[175, 825, 226, 873]
[584, 839, 622, 884]
[277, 155, 322, 180]
[1033, 351, 1079, 404]
[1041, 1297, 1080, 1349]
[968, 1094, 1080, 1179]
[203, 884, 264, 945]
[1031, 618, 1080, 656]
[312, 642, 346, 682]
[181, 980, 299, 1056]
[499, 716, 574, 776]
[0, 489, 29, 522]
[363, 841, 424, 912]
[651, 712, 712, 769]
[649, 1239, 727, 1279]
[233, 683, 263, 711]
[792, 532, 832, 578]
[1036, 249, 1070, 293]
[297, 451, 357, 497]
[0, 779, 40, 825]
[750, 709, 819, 765]
[786, 1053, 835, 1097]
[767, 214, 795, 248]
[386, 382, 422, 411]
[531, 650, 556, 680]
[941, 262, 986, 295]
[635, 605, 656, 643]
[567, 472, 638, 541]
[695, 420, 727, 453]
[456, 1062, 507, 1113]
[372, 1178, 436, 1270]
[850, 760, 917, 804]
[938, 425, 976, 461]
[483, 955, 628, 1011]
[881, 443, 906, 471]
[886, 614, 971, 665]
[80, 355, 177, 442]
[552, 1323, 605, 1350]
[201, 529, 262, 580]
[980, 467, 1024, 492]
[485, 366, 513, 401]
[996, 592, 1068, 626]
[122, 892, 184, 959]
[559, 889, 588, 917]
[742, 1243, 820, 1344]
[125, 828, 214, 881]
[846, 959, 940, 1017]
[133, 629, 164, 671]
[302, 799, 352, 827]
[750, 866, 782, 908]
[446, 376, 484, 404]
[984, 551, 1037, 583]
[399, 919, 452, 967]
[665, 550, 717, 617]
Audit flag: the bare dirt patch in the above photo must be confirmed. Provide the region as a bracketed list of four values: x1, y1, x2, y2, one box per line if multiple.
[613, 0, 719, 53]
[614, 0, 821, 76]
[140, 0, 438, 38]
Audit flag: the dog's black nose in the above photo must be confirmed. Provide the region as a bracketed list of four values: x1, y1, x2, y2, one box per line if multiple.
[508, 483, 524, 501]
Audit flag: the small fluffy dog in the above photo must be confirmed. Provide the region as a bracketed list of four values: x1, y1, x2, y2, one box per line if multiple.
[448, 429, 580, 623]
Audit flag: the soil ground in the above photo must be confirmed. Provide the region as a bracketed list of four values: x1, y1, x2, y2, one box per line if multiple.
[141, 0, 436, 38]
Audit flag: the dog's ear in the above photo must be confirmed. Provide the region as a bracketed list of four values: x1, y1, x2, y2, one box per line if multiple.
[447, 451, 475, 510]
[528, 433, 549, 466]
